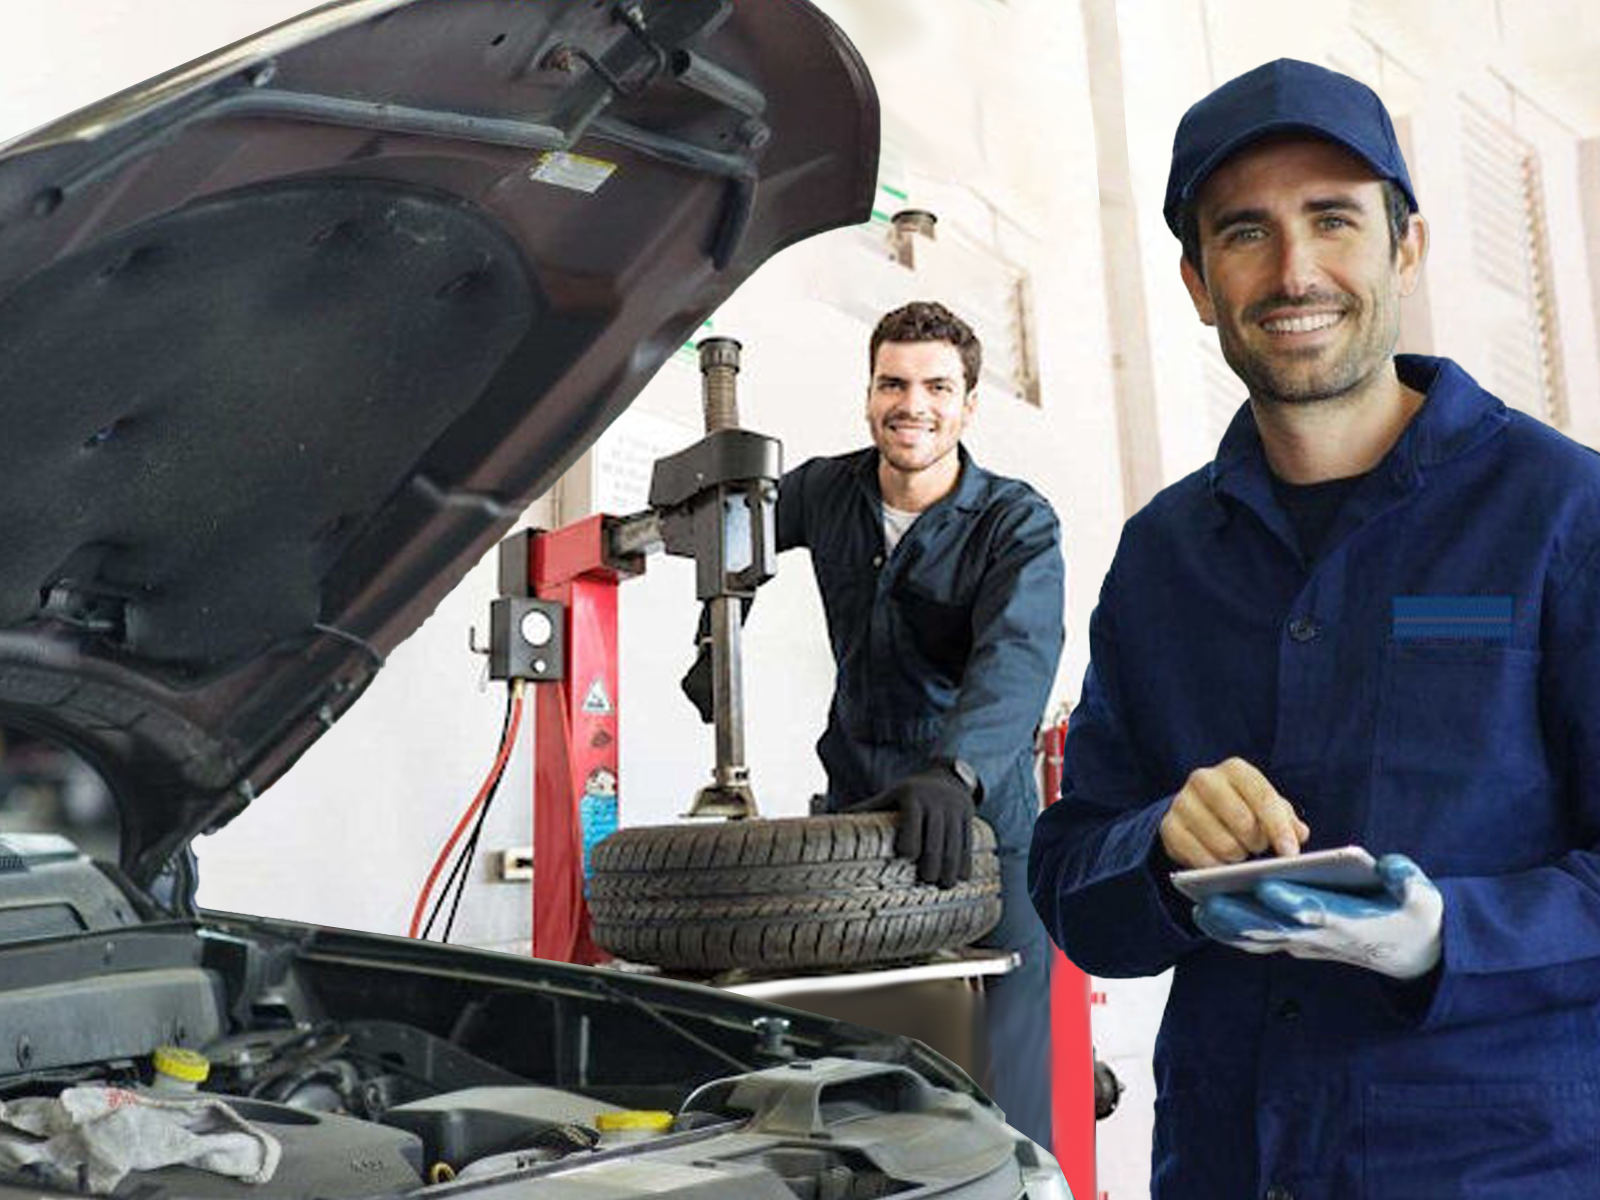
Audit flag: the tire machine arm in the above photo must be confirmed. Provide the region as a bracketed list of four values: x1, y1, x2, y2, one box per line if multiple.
[484, 338, 778, 964]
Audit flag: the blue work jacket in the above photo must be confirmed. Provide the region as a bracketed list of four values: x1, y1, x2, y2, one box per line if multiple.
[1030, 356, 1600, 1198]
[779, 445, 1063, 856]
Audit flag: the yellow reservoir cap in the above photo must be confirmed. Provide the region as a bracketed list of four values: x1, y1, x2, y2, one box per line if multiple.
[594, 1110, 674, 1133]
[151, 1045, 210, 1083]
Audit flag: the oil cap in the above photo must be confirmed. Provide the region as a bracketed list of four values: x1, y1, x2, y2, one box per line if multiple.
[151, 1045, 210, 1086]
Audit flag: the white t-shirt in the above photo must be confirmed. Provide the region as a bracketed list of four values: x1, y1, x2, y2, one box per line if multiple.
[882, 501, 920, 555]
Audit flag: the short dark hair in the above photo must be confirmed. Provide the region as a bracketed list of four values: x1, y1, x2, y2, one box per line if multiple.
[1180, 178, 1415, 280]
[869, 301, 982, 392]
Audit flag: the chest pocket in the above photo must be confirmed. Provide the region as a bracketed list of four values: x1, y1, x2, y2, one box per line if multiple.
[890, 580, 974, 683]
[1367, 641, 1551, 872]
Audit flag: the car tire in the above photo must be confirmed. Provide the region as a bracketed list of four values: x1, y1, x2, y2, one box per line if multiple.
[586, 814, 1001, 972]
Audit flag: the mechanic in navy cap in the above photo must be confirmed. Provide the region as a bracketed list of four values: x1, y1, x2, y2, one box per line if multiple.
[1031, 58, 1600, 1198]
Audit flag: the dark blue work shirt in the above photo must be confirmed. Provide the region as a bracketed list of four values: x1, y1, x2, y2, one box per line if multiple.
[1030, 356, 1600, 1198]
[779, 445, 1064, 856]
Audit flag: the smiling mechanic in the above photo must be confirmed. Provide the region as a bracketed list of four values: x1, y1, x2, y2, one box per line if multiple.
[1029, 59, 1600, 1198]
[686, 300, 1064, 1147]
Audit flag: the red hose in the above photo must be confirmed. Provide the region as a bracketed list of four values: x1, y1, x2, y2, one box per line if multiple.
[408, 683, 526, 939]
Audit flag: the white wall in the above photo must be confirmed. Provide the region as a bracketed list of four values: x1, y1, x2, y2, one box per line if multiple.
[0, 1, 319, 142]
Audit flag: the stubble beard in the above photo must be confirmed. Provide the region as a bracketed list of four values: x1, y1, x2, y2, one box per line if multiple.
[1218, 290, 1401, 410]
[873, 417, 958, 476]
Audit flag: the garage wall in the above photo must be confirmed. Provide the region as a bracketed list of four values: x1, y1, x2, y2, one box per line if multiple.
[0, 1, 319, 140]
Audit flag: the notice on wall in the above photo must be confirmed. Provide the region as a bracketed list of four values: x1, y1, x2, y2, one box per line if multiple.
[590, 408, 699, 515]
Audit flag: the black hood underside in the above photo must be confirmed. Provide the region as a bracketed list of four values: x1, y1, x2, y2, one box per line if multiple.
[0, 0, 878, 882]
[6, 180, 537, 666]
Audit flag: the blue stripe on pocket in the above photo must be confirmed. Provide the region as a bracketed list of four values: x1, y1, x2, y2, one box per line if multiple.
[1392, 595, 1513, 641]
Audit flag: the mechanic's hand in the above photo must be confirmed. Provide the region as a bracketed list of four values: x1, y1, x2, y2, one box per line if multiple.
[848, 765, 976, 889]
[1193, 854, 1443, 980]
[1159, 757, 1309, 868]
[680, 639, 714, 724]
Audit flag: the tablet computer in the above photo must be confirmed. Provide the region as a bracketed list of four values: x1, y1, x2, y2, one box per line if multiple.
[1169, 845, 1380, 902]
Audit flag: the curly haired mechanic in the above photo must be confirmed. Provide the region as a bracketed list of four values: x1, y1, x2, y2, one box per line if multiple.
[1030, 59, 1600, 1198]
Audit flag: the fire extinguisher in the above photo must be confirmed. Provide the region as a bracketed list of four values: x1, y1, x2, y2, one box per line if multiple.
[1040, 704, 1070, 810]
[1039, 704, 1125, 1116]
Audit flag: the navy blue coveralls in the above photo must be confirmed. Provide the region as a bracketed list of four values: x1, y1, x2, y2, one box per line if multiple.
[1030, 356, 1600, 1198]
[780, 444, 1064, 1148]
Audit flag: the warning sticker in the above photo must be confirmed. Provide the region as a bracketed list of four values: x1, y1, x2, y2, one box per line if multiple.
[529, 151, 617, 194]
[581, 678, 613, 715]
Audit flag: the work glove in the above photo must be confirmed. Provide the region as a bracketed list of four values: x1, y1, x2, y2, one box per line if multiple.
[680, 638, 714, 724]
[1193, 853, 1443, 980]
[679, 598, 755, 725]
[1094, 1053, 1124, 1121]
[847, 763, 977, 889]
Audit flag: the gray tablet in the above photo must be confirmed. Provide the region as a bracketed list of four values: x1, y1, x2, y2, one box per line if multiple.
[1170, 845, 1381, 902]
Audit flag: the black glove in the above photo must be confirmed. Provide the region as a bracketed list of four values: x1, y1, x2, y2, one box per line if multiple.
[680, 638, 714, 724]
[1094, 1054, 1124, 1120]
[848, 762, 977, 888]
[681, 598, 757, 725]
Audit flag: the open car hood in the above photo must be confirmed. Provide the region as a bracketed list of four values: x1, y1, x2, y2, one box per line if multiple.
[0, 0, 877, 884]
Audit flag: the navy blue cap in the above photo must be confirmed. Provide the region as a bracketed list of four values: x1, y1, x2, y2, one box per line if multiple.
[1163, 58, 1417, 238]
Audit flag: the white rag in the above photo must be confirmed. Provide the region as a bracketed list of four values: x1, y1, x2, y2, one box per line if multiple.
[0, 1085, 281, 1194]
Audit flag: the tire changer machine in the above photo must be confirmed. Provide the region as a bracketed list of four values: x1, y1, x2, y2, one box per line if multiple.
[479, 339, 1099, 1184]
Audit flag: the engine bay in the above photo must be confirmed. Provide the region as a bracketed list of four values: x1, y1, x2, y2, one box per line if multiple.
[0, 1023, 631, 1197]
[0, 847, 1038, 1199]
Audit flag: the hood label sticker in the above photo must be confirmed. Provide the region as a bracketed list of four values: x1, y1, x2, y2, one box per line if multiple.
[530, 151, 617, 193]
[581, 678, 613, 715]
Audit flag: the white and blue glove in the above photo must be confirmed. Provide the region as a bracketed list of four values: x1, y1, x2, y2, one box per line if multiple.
[1193, 854, 1443, 980]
